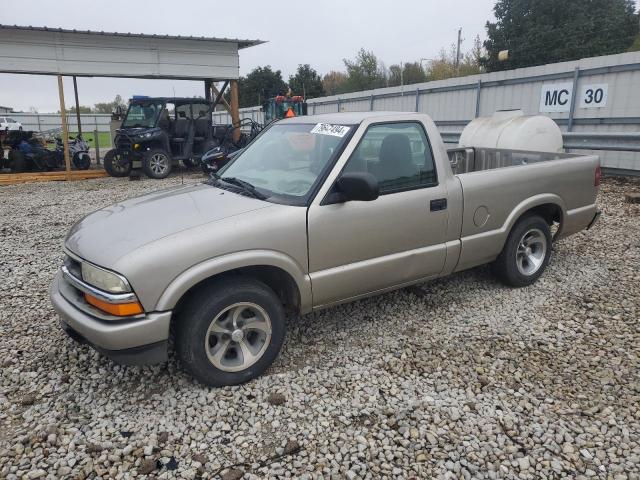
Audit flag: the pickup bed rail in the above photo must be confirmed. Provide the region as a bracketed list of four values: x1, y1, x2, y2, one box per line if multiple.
[447, 147, 583, 175]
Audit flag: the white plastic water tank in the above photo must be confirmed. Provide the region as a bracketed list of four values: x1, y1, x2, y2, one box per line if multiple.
[459, 110, 563, 153]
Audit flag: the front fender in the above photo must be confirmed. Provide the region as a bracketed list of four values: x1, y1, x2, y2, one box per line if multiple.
[154, 249, 313, 313]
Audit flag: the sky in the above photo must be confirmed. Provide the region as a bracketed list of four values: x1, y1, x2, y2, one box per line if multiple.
[0, 0, 635, 112]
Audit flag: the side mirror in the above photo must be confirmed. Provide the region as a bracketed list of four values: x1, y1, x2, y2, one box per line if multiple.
[326, 172, 379, 204]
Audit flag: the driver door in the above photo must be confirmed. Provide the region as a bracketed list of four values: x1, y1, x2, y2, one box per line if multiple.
[307, 121, 449, 308]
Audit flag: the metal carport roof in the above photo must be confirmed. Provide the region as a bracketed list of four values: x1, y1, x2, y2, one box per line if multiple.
[0, 24, 265, 80]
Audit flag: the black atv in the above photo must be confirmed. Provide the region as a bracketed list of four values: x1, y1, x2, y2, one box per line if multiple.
[1, 130, 57, 172]
[0, 130, 92, 173]
[104, 97, 217, 179]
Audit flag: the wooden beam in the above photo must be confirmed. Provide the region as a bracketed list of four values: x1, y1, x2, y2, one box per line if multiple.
[230, 80, 240, 143]
[57, 75, 72, 179]
[211, 83, 232, 113]
[212, 80, 229, 111]
[0, 170, 107, 185]
[73, 76, 82, 136]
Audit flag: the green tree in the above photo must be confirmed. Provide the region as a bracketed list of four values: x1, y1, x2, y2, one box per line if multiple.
[424, 36, 484, 81]
[288, 64, 324, 99]
[322, 71, 349, 96]
[483, 0, 639, 72]
[387, 61, 428, 87]
[67, 105, 93, 114]
[93, 95, 126, 114]
[343, 48, 386, 92]
[237, 66, 288, 108]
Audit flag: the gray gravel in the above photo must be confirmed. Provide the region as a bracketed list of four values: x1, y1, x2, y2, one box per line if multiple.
[0, 173, 639, 479]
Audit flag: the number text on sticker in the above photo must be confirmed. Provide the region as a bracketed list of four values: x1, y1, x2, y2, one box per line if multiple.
[310, 123, 350, 138]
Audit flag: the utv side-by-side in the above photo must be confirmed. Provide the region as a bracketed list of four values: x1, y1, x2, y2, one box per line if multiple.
[104, 97, 216, 179]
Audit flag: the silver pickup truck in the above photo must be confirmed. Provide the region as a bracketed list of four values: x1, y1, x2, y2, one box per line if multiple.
[50, 112, 601, 386]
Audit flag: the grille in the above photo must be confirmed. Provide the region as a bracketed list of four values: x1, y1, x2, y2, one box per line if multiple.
[115, 135, 133, 151]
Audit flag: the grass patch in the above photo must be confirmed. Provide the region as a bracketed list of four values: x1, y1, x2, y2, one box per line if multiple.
[68, 131, 112, 149]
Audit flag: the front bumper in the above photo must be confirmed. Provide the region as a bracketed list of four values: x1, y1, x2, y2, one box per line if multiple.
[50, 272, 171, 365]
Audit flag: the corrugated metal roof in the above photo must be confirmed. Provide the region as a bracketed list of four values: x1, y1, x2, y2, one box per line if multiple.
[0, 24, 265, 49]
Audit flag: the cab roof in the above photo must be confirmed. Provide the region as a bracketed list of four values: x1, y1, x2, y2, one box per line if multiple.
[129, 97, 211, 106]
[280, 111, 426, 125]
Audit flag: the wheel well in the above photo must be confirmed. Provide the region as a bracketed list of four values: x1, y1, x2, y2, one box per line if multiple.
[525, 203, 562, 226]
[172, 265, 301, 318]
[515, 203, 563, 239]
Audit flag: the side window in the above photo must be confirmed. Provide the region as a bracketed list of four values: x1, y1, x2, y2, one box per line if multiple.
[191, 103, 210, 119]
[343, 122, 437, 194]
[176, 104, 191, 120]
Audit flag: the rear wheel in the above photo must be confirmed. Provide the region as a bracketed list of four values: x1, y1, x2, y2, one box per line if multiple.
[176, 277, 286, 387]
[494, 215, 551, 287]
[143, 148, 172, 179]
[104, 149, 131, 177]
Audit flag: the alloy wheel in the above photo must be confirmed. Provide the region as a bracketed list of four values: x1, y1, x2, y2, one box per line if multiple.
[516, 228, 547, 276]
[204, 302, 272, 372]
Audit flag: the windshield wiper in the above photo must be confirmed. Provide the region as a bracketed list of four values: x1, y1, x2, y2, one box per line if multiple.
[220, 176, 267, 200]
[221, 176, 267, 199]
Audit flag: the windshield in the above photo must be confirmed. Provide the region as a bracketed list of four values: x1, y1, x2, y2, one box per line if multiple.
[121, 102, 164, 128]
[218, 122, 354, 204]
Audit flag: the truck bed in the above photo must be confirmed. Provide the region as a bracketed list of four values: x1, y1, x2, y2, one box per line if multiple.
[447, 147, 581, 175]
[446, 146, 600, 272]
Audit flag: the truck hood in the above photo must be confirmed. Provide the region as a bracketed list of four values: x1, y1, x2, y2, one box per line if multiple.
[65, 183, 270, 267]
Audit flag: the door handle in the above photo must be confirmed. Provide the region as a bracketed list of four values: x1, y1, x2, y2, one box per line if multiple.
[430, 198, 447, 212]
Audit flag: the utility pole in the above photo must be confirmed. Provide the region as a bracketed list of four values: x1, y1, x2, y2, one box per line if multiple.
[455, 27, 462, 74]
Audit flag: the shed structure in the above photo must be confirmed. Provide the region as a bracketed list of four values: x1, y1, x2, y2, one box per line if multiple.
[0, 24, 264, 179]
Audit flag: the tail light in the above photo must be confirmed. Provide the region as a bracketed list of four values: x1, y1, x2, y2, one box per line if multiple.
[594, 165, 602, 187]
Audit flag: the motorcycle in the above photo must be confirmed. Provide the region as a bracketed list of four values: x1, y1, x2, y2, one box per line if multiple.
[55, 134, 91, 170]
[200, 119, 262, 176]
[200, 145, 244, 175]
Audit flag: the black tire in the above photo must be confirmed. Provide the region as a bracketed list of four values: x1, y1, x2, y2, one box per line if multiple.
[494, 214, 552, 287]
[142, 148, 172, 179]
[176, 277, 286, 387]
[73, 151, 91, 170]
[8, 150, 27, 173]
[104, 149, 131, 177]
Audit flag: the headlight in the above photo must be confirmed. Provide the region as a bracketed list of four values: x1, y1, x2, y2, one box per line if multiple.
[81, 262, 131, 293]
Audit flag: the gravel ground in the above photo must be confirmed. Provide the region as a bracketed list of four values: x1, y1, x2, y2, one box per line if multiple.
[0, 173, 638, 480]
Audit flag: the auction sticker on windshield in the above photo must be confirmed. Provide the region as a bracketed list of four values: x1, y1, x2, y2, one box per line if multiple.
[310, 123, 350, 137]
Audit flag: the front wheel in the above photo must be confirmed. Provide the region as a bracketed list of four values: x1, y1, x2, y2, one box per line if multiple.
[103, 149, 131, 177]
[73, 151, 91, 170]
[493, 215, 552, 287]
[176, 277, 286, 387]
[143, 148, 172, 179]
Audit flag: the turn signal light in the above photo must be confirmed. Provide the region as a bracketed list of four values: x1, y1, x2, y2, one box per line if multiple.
[594, 165, 602, 187]
[84, 293, 144, 316]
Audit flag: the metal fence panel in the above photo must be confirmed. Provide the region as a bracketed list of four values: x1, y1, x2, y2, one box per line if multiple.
[301, 51, 640, 172]
[9, 113, 112, 133]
